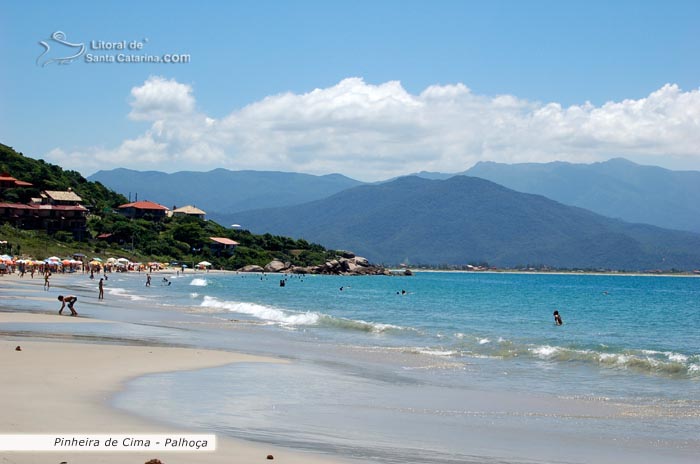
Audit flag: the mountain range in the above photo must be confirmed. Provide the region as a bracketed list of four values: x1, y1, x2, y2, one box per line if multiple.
[230, 175, 700, 270]
[88, 168, 363, 219]
[462, 158, 700, 234]
[88, 159, 700, 269]
[91, 159, 700, 235]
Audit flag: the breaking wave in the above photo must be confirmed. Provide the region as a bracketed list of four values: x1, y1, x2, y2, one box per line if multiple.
[200, 296, 409, 333]
[445, 335, 700, 378]
[105, 287, 149, 301]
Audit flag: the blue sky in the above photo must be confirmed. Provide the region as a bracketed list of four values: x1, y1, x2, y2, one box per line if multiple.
[2, 0, 700, 180]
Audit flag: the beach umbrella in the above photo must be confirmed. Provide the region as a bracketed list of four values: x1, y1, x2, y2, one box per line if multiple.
[89, 260, 101, 266]
[106, 257, 117, 263]
[117, 258, 130, 263]
[197, 261, 212, 267]
[45, 256, 61, 263]
[61, 259, 71, 266]
[0, 254, 13, 261]
[91, 257, 103, 262]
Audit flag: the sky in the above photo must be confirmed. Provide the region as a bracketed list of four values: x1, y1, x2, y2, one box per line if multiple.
[2, 0, 700, 181]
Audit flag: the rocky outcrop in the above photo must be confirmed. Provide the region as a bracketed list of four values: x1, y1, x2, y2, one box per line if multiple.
[238, 264, 265, 273]
[235, 255, 388, 275]
[264, 260, 289, 273]
[237, 254, 395, 276]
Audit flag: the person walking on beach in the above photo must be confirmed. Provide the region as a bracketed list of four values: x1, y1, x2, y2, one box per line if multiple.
[553, 310, 563, 326]
[43, 271, 51, 291]
[146, 273, 151, 287]
[57, 295, 78, 316]
[98, 278, 104, 300]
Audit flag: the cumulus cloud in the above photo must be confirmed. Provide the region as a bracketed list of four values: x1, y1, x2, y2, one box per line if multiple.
[47, 76, 700, 180]
[128, 76, 195, 121]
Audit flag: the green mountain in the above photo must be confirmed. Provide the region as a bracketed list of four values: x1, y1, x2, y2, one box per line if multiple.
[464, 158, 700, 234]
[88, 168, 365, 220]
[231, 175, 700, 270]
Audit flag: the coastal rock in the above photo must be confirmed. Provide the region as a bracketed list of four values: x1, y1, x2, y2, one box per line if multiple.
[353, 256, 369, 266]
[242, 251, 389, 276]
[238, 264, 265, 273]
[344, 261, 359, 273]
[264, 260, 288, 273]
[404, 269, 413, 276]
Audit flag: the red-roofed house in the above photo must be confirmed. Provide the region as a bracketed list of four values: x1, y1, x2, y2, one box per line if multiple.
[0, 173, 33, 190]
[209, 236, 239, 256]
[0, 200, 88, 239]
[118, 200, 170, 220]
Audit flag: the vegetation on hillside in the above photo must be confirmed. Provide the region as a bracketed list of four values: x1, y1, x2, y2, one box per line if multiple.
[0, 143, 127, 210]
[0, 143, 340, 269]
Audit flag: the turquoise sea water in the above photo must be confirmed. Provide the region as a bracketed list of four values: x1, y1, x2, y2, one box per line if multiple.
[8, 271, 699, 463]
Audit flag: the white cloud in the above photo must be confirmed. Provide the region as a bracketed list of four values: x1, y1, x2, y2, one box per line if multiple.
[128, 76, 195, 121]
[47, 77, 700, 180]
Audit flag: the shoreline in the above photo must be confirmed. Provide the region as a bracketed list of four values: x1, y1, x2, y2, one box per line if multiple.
[0, 276, 353, 464]
[2, 269, 699, 464]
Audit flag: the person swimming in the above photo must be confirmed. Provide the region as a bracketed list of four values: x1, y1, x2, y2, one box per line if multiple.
[553, 310, 563, 326]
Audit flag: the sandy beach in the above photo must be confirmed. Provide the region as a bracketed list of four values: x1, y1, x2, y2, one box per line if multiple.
[2, 270, 699, 464]
[0, 273, 352, 464]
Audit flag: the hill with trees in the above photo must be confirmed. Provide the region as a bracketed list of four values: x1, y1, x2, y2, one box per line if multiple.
[0, 144, 350, 269]
[1, 143, 126, 210]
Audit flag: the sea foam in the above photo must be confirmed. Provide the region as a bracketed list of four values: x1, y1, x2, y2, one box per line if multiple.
[200, 296, 319, 326]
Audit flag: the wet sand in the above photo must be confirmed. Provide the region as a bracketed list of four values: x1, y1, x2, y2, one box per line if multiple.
[0, 273, 353, 464]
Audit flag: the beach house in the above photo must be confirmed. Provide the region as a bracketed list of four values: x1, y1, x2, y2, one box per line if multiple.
[0, 180, 88, 239]
[208, 237, 239, 256]
[171, 205, 206, 219]
[117, 200, 170, 220]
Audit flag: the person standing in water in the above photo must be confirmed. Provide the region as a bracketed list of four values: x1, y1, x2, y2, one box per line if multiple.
[98, 278, 104, 300]
[553, 310, 563, 326]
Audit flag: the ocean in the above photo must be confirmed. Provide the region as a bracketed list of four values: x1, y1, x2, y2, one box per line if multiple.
[10, 270, 700, 463]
